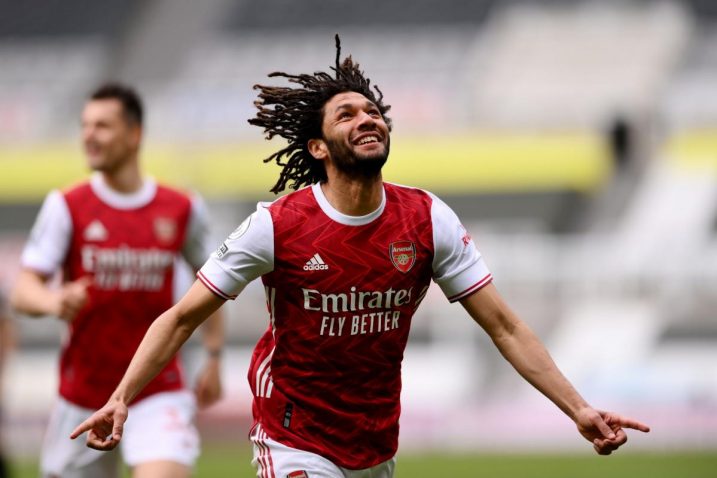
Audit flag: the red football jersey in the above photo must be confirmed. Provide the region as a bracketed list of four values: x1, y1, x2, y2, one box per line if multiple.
[199, 183, 492, 469]
[22, 175, 212, 409]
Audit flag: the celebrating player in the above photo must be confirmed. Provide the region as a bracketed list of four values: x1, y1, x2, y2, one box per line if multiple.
[11, 84, 225, 478]
[70, 38, 649, 477]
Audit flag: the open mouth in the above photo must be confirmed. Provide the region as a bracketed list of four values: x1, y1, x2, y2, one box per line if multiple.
[354, 134, 381, 146]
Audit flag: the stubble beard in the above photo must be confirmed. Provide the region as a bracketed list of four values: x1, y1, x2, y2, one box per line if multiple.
[85, 142, 133, 174]
[325, 136, 391, 180]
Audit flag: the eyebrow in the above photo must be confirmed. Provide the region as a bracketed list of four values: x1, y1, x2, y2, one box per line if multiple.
[333, 100, 378, 114]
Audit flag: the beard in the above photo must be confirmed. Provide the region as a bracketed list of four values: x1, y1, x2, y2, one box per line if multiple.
[325, 135, 390, 179]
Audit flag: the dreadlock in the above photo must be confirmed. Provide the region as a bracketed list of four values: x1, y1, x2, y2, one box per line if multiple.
[249, 34, 392, 194]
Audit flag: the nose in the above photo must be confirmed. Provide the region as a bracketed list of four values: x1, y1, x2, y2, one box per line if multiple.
[356, 110, 377, 129]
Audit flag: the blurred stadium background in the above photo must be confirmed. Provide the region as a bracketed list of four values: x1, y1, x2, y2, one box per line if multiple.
[1, 0, 716, 475]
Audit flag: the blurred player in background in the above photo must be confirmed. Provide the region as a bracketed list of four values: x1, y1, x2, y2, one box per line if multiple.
[11, 83, 225, 478]
[0, 288, 14, 478]
[70, 38, 650, 477]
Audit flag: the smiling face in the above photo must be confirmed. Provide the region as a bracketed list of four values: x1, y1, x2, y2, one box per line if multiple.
[81, 99, 141, 173]
[309, 91, 391, 179]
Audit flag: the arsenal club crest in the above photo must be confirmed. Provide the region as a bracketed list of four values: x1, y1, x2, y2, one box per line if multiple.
[389, 241, 416, 273]
[154, 217, 177, 244]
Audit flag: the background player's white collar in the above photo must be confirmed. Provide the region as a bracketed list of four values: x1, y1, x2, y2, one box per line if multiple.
[90, 172, 157, 210]
[311, 183, 386, 226]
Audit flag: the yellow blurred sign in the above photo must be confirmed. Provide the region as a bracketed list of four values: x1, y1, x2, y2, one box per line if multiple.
[666, 129, 717, 167]
[0, 132, 611, 202]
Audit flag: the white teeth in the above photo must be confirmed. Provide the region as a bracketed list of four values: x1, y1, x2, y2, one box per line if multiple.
[358, 136, 378, 145]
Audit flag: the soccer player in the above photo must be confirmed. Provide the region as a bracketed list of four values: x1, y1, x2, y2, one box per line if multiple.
[11, 84, 226, 478]
[70, 38, 650, 477]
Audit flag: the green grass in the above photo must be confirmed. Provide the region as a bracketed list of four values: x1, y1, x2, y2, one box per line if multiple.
[393, 452, 717, 478]
[10, 448, 717, 477]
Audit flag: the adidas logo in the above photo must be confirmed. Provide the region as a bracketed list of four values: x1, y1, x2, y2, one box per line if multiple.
[83, 219, 108, 242]
[303, 253, 329, 271]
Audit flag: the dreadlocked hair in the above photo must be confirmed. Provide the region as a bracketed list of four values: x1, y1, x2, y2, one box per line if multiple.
[249, 34, 392, 194]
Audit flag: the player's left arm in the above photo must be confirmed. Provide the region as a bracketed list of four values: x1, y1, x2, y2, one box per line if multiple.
[460, 283, 650, 455]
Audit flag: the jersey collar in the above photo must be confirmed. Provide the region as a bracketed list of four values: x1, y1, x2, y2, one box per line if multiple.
[311, 183, 386, 226]
[90, 172, 157, 210]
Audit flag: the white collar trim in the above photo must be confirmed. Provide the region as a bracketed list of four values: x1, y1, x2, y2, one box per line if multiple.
[90, 172, 157, 210]
[312, 183, 385, 226]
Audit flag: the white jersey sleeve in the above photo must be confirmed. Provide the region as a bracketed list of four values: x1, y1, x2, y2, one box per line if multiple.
[181, 193, 214, 271]
[197, 203, 274, 300]
[21, 190, 72, 276]
[430, 193, 492, 302]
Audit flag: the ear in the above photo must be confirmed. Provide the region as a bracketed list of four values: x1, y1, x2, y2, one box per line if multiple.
[307, 138, 328, 161]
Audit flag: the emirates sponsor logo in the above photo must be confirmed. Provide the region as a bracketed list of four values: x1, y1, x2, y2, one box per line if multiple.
[389, 240, 416, 273]
[81, 245, 174, 291]
[82, 245, 174, 271]
[303, 286, 412, 313]
[303, 253, 329, 271]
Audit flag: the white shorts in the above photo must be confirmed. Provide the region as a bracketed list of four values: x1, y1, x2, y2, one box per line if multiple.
[251, 424, 395, 478]
[40, 390, 199, 478]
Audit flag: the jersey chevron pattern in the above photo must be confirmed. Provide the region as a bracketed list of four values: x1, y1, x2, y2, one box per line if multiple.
[198, 183, 492, 469]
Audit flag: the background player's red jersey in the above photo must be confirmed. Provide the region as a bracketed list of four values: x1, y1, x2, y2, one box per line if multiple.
[199, 183, 492, 469]
[22, 175, 212, 409]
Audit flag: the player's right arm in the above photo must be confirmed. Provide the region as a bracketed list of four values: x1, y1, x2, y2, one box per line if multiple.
[11, 190, 90, 321]
[70, 280, 225, 450]
[11, 270, 90, 321]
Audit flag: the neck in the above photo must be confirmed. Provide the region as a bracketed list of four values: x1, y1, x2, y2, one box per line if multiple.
[100, 157, 143, 193]
[320, 171, 383, 216]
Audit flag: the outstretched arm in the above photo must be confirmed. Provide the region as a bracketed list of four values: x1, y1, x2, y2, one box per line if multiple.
[461, 283, 649, 455]
[70, 280, 225, 450]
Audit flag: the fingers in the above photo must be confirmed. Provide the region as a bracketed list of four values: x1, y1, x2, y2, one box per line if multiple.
[75, 275, 94, 288]
[593, 428, 628, 456]
[69, 417, 93, 440]
[194, 364, 223, 409]
[112, 419, 124, 443]
[87, 429, 120, 451]
[68, 277, 91, 303]
[590, 413, 616, 440]
[70, 420, 120, 451]
[580, 409, 650, 456]
[194, 382, 222, 409]
[69, 405, 126, 451]
[58, 301, 85, 321]
[608, 413, 651, 433]
[57, 276, 92, 321]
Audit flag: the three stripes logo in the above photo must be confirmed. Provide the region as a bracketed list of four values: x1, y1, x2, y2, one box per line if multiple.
[303, 253, 329, 271]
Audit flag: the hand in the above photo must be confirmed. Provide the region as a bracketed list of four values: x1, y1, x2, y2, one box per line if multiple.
[52, 276, 92, 322]
[69, 399, 128, 451]
[575, 407, 650, 455]
[194, 356, 223, 409]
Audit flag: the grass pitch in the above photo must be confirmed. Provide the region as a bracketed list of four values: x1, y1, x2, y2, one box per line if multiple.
[11, 448, 717, 477]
